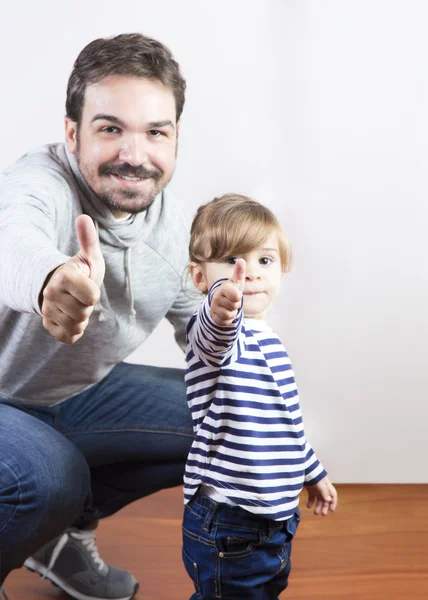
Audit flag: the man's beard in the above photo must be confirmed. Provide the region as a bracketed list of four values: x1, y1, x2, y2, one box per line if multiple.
[75, 140, 169, 214]
[96, 162, 165, 214]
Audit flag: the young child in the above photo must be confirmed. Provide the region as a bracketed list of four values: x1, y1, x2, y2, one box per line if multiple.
[182, 193, 337, 599]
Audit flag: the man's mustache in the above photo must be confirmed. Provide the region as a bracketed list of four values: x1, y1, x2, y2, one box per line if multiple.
[99, 163, 163, 180]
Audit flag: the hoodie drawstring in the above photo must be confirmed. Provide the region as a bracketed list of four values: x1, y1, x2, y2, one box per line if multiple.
[125, 247, 137, 324]
[92, 220, 136, 323]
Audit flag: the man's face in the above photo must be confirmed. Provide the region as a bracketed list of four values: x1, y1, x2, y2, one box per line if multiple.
[65, 75, 179, 217]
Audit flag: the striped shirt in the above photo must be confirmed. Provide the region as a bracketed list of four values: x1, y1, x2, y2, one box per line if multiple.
[184, 280, 327, 521]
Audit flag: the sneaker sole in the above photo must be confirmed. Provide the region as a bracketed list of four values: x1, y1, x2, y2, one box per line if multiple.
[24, 557, 139, 600]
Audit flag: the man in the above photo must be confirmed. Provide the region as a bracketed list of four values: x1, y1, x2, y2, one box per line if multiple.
[0, 33, 199, 600]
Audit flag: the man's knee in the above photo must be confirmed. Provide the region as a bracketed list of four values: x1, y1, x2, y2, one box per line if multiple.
[0, 428, 91, 579]
[0, 413, 91, 531]
[30, 437, 91, 524]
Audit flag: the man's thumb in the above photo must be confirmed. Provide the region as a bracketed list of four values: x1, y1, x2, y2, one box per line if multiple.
[75, 215, 105, 286]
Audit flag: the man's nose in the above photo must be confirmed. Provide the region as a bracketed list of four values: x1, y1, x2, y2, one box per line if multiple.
[118, 135, 148, 166]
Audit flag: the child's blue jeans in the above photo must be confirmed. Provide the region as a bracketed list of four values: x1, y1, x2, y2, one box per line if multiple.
[182, 492, 300, 599]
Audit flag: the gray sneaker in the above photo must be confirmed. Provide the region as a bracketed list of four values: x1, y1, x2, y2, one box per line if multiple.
[24, 527, 139, 600]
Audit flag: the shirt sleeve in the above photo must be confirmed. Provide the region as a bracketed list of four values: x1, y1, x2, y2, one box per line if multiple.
[303, 440, 328, 484]
[186, 279, 245, 368]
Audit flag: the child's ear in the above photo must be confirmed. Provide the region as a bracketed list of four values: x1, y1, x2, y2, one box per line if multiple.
[189, 262, 208, 293]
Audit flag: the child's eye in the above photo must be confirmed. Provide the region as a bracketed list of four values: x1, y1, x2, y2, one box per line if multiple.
[259, 257, 272, 265]
[225, 257, 238, 265]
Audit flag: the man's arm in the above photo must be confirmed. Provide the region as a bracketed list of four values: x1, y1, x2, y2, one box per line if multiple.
[0, 170, 104, 343]
[0, 173, 69, 314]
[165, 283, 201, 352]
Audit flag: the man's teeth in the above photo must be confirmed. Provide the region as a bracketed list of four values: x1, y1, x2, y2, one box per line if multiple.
[118, 175, 142, 181]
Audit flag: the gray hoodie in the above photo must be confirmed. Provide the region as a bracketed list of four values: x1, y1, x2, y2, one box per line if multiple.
[0, 143, 199, 406]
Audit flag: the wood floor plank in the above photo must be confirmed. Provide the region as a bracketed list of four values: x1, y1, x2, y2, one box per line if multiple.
[5, 485, 428, 599]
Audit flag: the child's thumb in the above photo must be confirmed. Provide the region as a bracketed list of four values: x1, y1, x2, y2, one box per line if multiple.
[230, 258, 246, 291]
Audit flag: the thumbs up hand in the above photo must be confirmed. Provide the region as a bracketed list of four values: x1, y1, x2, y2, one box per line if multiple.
[210, 259, 246, 326]
[229, 258, 246, 293]
[74, 214, 105, 287]
[41, 215, 106, 344]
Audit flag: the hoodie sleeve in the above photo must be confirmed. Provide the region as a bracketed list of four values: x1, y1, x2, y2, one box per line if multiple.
[165, 282, 202, 352]
[0, 166, 71, 315]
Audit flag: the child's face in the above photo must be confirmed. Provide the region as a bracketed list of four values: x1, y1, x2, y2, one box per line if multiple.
[191, 232, 283, 320]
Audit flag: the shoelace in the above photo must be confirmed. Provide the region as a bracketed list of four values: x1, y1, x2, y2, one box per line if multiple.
[42, 529, 107, 580]
[71, 529, 107, 572]
[0, 588, 10, 600]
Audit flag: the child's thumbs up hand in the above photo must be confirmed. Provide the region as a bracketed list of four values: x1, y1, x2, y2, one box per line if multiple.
[210, 259, 245, 326]
[229, 258, 246, 293]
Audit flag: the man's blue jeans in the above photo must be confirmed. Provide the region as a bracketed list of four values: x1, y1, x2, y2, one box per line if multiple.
[182, 494, 300, 599]
[0, 362, 193, 585]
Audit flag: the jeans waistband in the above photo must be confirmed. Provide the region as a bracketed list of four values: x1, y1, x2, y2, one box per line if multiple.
[191, 489, 292, 534]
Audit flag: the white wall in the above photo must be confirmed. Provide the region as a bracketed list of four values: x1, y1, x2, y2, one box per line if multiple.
[275, 1, 428, 484]
[1, 1, 426, 482]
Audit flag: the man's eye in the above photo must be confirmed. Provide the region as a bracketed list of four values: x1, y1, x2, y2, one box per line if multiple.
[101, 126, 120, 134]
[259, 257, 272, 265]
[149, 130, 164, 137]
[226, 257, 238, 265]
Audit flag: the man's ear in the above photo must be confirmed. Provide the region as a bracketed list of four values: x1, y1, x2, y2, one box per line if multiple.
[189, 262, 208, 293]
[175, 120, 181, 158]
[65, 117, 78, 154]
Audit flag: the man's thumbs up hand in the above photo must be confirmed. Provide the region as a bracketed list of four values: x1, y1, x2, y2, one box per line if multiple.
[41, 216, 106, 344]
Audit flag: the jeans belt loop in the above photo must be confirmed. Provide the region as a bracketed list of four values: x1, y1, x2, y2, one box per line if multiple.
[268, 520, 281, 539]
[202, 499, 217, 532]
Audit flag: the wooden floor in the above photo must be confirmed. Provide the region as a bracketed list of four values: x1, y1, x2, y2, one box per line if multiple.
[6, 485, 428, 599]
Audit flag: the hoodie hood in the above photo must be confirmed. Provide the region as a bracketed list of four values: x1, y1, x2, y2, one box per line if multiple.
[65, 147, 162, 249]
[65, 147, 163, 322]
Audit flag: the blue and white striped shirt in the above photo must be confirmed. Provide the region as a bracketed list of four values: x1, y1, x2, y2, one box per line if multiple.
[184, 280, 327, 521]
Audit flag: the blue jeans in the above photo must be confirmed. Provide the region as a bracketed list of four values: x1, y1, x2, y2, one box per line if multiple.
[0, 362, 193, 585]
[182, 493, 300, 599]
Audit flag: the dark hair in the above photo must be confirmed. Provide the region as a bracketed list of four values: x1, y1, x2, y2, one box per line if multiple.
[66, 33, 186, 124]
[190, 194, 292, 273]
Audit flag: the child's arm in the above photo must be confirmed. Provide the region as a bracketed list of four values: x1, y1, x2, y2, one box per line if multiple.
[187, 260, 246, 367]
[302, 442, 338, 516]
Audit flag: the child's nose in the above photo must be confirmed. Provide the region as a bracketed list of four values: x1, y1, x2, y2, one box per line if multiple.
[245, 267, 261, 281]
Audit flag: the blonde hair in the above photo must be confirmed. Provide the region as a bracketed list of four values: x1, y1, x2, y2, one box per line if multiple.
[189, 193, 292, 272]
